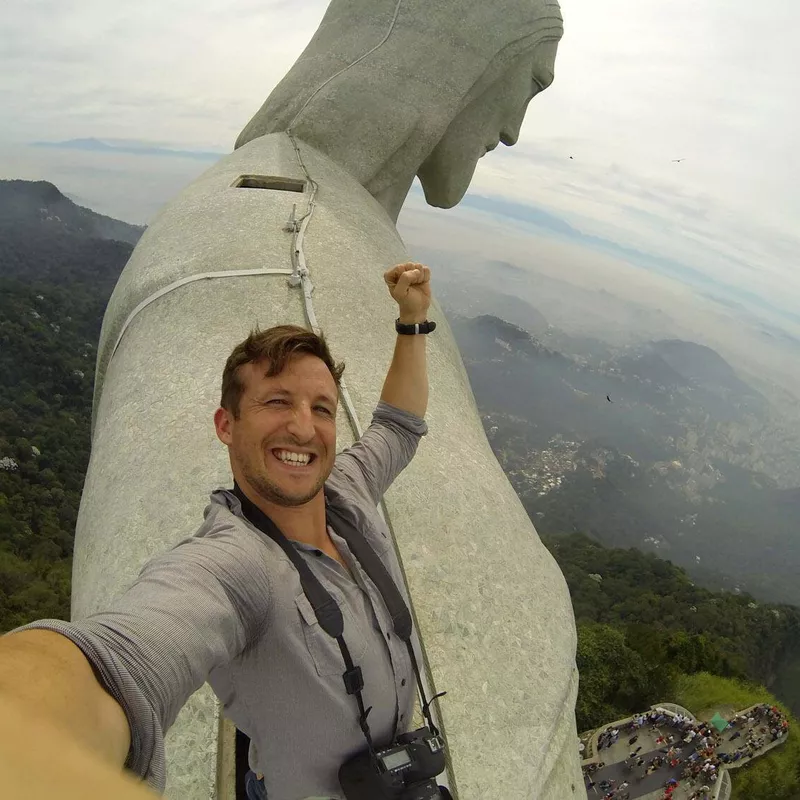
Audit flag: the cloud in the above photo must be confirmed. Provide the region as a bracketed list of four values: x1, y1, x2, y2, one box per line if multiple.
[0, 0, 330, 146]
[466, 140, 800, 326]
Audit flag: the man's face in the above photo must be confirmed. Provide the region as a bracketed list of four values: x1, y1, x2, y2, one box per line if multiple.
[418, 39, 560, 207]
[214, 354, 338, 507]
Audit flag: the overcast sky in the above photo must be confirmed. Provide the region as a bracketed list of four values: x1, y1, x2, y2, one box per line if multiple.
[2, 0, 798, 354]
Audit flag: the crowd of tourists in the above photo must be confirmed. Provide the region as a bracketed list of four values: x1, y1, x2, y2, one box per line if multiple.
[583, 704, 791, 800]
[727, 704, 790, 747]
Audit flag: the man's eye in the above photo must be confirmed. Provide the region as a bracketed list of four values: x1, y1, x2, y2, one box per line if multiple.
[315, 406, 333, 415]
[267, 398, 289, 406]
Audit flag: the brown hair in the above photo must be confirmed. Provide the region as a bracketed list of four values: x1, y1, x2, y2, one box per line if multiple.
[220, 325, 345, 418]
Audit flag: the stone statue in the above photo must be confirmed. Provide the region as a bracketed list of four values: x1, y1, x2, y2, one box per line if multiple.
[236, 0, 564, 222]
[73, 0, 580, 797]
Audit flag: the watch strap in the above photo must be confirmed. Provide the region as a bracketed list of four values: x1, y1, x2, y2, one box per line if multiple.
[395, 318, 436, 335]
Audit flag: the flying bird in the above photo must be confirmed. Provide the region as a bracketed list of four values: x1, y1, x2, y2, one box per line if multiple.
[672, 158, 685, 163]
[607, 395, 613, 403]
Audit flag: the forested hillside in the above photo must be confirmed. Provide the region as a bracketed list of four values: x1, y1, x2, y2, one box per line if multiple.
[545, 533, 800, 727]
[550, 535, 800, 798]
[0, 179, 138, 629]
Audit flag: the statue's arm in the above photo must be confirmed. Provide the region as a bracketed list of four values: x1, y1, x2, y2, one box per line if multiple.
[5, 527, 272, 791]
[333, 401, 428, 507]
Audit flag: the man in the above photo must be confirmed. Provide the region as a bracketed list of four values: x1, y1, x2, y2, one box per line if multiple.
[0, 261, 433, 800]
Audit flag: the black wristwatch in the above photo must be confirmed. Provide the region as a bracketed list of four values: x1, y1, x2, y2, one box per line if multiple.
[396, 318, 436, 335]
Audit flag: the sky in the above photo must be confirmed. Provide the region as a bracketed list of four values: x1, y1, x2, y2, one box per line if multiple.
[1, 0, 798, 391]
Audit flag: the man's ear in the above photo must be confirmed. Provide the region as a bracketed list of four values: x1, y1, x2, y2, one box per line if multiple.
[214, 407, 233, 445]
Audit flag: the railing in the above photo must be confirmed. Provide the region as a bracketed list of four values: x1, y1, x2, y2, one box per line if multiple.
[579, 731, 595, 762]
[723, 733, 788, 770]
[651, 702, 696, 721]
[713, 770, 732, 800]
[582, 704, 697, 766]
[583, 713, 642, 764]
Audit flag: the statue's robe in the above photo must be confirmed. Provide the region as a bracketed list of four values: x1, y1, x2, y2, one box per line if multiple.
[77, 133, 581, 798]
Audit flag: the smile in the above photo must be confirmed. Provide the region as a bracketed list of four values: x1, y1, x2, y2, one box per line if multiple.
[272, 449, 315, 467]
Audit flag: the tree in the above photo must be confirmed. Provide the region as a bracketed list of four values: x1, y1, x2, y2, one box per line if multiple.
[576, 622, 655, 730]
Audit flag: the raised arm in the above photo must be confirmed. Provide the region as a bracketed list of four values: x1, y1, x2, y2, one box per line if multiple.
[333, 401, 428, 507]
[332, 263, 433, 505]
[379, 262, 432, 419]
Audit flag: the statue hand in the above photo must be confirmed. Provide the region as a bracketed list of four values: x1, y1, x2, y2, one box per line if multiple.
[384, 262, 432, 323]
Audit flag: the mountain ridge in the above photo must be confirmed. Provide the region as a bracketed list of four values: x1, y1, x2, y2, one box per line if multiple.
[0, 179, 144, 246]
[446, 311, 800, 609]
[32, 137, 225, 162]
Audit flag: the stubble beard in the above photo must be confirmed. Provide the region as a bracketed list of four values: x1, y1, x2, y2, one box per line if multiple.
[242, 459, 326, 508]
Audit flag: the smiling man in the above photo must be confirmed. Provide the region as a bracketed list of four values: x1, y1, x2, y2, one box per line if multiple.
[213, 260, 432, 798]
[1, 262, 434, 800]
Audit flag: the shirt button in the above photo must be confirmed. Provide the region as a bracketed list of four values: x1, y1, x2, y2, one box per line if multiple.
[386, 632, 391, 641]
[400, 714, 405, 721]
[401, 679, 407, 687]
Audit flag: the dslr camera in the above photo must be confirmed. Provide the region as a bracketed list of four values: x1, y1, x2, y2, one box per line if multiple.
[339, 726, 451, 799]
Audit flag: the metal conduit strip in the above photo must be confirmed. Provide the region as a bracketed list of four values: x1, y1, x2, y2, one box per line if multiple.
[109, 267, 294, 361]
[286, 130, 452, 793]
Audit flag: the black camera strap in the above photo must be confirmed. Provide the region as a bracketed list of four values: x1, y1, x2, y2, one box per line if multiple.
[232, 484, 446, 758]
[324, 499, 447, 736]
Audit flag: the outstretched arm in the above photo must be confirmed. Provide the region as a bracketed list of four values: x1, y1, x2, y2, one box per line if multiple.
[0, 685, 158, 800]
[379, 262, 432, 419]
[0, 629, 131, 769]
[2, 525, 271, 792]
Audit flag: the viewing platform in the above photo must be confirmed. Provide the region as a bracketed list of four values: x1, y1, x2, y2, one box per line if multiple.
[581, 702, 789, 799]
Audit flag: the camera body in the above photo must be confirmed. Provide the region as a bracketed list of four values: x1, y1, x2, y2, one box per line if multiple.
[339, 726, 447, 799]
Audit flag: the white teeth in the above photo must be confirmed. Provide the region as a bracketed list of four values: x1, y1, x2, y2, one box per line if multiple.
[276, 450, 311, 465]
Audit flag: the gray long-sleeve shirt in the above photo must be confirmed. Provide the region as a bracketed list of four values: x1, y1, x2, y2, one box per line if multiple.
[10, 401, 427, 800]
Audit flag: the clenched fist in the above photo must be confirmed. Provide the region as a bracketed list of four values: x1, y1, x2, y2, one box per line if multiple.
[384, 262, 432, 324]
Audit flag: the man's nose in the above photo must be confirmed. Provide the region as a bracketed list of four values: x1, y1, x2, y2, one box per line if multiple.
[285, 404, 315, 441]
